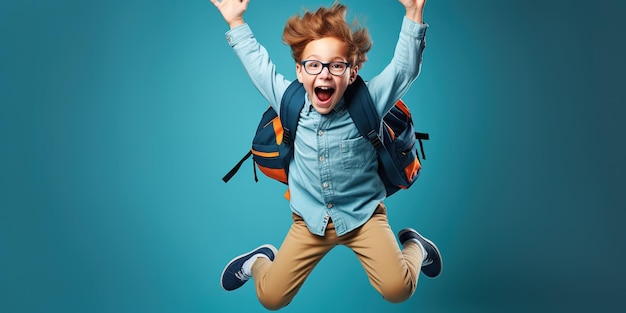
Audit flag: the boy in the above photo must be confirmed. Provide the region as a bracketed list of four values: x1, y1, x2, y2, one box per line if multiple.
[212, 0, 441, 310]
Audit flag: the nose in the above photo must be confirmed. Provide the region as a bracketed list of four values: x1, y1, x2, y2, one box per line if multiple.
[318, 65, 332, 78]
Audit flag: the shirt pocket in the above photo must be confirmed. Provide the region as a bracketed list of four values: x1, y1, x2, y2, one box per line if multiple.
[340, 136, 376, 170]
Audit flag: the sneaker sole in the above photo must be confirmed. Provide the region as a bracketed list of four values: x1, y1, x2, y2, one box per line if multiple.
[220, 244, 278, 291]
[398, 228, 442, 278]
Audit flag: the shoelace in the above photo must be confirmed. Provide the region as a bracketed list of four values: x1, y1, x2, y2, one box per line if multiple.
[234, 269, 252, 281]
[422, 256, 434, 266]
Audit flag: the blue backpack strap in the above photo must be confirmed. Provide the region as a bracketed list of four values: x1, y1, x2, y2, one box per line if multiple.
[344, 76, 409, 188]
[268, 80, 305, 177]
[279, 80, 306, 169]
[344, 76, 381, 142]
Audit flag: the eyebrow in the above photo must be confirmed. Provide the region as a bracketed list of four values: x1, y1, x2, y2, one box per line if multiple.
[303, 55, 349, 62]
[303, 54, 348, 62]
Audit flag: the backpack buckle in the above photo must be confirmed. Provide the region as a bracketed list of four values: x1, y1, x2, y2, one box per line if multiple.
[367, 130, 382, 149]
[283, 128, 292, 146]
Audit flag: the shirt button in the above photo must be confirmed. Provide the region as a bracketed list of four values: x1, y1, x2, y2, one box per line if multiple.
[319, 156, 324, 161]
[322, 182, 329, 188]
[318, 130, 324, 136]
[327, 203, 333, 209]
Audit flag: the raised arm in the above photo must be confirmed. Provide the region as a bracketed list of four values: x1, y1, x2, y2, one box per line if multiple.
[211, 0, 249, 29]
[366, 0, 428, 115]
[398, 0, 426, 24]
[211, 0, 290, 110]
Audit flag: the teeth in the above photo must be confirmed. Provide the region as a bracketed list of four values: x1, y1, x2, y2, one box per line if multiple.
[317, 86, 331, 90]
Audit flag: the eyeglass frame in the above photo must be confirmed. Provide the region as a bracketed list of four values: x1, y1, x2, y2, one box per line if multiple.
[300, 60, 352, 76]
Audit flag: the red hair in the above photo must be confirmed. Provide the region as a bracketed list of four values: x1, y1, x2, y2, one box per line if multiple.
[282, 2, 372, 69]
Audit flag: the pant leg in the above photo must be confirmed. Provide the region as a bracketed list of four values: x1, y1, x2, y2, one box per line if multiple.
[342, 203, 423, 303]
[251, 213, 337, 311]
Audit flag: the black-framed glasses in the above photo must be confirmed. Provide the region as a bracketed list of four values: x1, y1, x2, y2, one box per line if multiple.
[300, 60, 351, 76]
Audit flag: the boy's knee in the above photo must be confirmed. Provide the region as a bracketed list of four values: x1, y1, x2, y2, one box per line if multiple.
[379, 281, 414, 303]
[258, 293, 291, 311]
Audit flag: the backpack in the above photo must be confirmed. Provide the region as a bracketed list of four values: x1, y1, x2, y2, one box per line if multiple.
[222, 75, 429, 197]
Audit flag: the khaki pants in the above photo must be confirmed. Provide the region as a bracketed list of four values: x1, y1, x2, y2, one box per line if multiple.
[251, 203, 423, 310]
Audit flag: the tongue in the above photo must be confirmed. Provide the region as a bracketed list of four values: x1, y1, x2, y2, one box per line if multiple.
[317, 89, 333, 102]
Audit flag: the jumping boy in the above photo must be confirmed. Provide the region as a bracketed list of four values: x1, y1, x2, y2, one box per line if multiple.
[212, 0, 442, 309]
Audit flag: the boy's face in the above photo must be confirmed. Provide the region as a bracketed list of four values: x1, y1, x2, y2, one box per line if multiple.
[296, 37, 358, 115]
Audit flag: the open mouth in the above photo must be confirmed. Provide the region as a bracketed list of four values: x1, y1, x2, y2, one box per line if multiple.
[315, 86, 335, 103]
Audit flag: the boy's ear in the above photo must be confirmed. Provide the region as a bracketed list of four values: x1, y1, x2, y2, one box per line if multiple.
[349, 66, 359, 84]
[296, 63, 304, 83]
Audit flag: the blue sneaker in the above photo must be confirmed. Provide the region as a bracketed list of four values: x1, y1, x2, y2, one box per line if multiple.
[220, 244, 277, 291]
[398, 228, 442, 278]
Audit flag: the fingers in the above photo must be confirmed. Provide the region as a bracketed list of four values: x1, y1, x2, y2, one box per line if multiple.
[211, 0, 249, 28]
[211, 0, 249, 10]
[211, 0, 249, 6]
[211, 0, 225, 11]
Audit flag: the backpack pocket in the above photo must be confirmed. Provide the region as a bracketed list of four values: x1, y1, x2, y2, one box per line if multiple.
[251, 144, 289, 184]
[250, 109, 290, 184]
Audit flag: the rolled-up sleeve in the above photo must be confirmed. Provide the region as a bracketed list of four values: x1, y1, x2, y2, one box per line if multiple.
[367, 17, 428, 115]
[225, 24, 291, 111]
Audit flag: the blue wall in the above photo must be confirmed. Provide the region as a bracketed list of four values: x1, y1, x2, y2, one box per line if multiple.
[1, 0, 624, 312]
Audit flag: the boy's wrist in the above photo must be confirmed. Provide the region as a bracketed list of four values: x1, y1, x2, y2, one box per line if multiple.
[229, 18, 245, 29]
[405, 6, 424, 24]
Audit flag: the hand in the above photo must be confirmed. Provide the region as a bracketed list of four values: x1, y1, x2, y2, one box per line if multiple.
[398, 0, 426, 9]
[398, 0, 426, 23]
[211, 0, 250, 29]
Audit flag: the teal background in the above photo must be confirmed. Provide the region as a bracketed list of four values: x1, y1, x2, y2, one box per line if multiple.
[1, 0, 624, 312]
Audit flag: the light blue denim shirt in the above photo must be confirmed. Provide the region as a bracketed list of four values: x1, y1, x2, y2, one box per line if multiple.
[225, 17, 428, 236]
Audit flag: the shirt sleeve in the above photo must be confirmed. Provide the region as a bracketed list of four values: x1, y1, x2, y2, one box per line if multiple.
[225, 24, 292, 112]
[367, 17, 428, 116]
